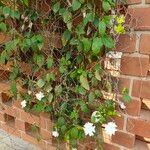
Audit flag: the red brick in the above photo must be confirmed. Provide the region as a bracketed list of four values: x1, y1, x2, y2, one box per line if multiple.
[118, 77, 131, 93]
[139, 34, 150, 54]
[112, 131, 135, 148]
[0, 111, 5, 122]
[41, 128, 52, 141]
[146, 0, 150, 3]
[3, 105, 20, 118]
[121, 54, 149, 77]
[132, 80, 150, 99]
[127, 118, 150, 138]
[47, 142, 57, 150]
[103, 143, 120, 150]
[40, 112, 51, 129]
[127, 0, 141, 4]
[126, 99, 141, 116]
[128, 7, 150, 30]
[116, 34, 136, 52]
[20, 110, 40, 125]
[113, 115, 124, 130]
[1, 123, 21, 137]
[15, 119, 25, 131]
[21, 132, 39, 145]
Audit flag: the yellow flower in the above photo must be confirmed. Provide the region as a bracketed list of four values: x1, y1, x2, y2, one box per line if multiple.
[114, 24, 125, 34]
[116, 15, 125, 24]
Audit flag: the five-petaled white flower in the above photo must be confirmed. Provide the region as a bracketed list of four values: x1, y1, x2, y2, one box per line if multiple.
[83, 122, 95, 136]
[21, 100, 27, 108]
[119, 102, 126, 110]
[52, 130, 59, 137]
[35, 92, 44, 101]
[104, 122, 117, 136]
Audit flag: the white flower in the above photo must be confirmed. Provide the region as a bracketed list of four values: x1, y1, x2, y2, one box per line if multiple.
[24, 16, 28, 22]
[35, 92, 44, 101]
[104, 122, 117, 136]
[83, 122, 95, 136]
[52, 131, 59, 137]
[21, 14, 25, 19]
[21, 24, 25, 31]
[28, 90, 32, 95]
[91, 111, 101, 123]
[28, 22, 33, 29]
[21, 100, 27, 108]
[119, 102, 126, 109]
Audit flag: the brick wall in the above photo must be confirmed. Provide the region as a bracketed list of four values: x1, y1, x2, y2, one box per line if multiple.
[105, 0, 150, 149]
[0, 0, 150, 150]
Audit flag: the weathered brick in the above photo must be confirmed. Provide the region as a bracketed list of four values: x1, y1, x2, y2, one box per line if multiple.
[41, 128, 52, 142]
[15, 119, 26, 131]
[128, 7, 150, 30]
[112, 131, 135, 148]
[121, 54, 149, 77]
[145, 0, 150, 3]
[103, 143, 120, 150]
[113, 115, 124, 130]
[116, 34, 136, 52]
[139, 34, 150, 54]
[20, 111, 40, 125]
[132, 80, 150, 99]
[118, 77, 131, 93]
[127, 0, 141, 4]
[126, 99, 141, 116]
[127, 118, 150, 138]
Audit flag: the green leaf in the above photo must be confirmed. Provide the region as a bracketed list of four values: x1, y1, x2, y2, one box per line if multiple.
[88, 92, 95, 103]
[52, 2, 60, 13]
[33, 102, 45, 112]
[80, 74, 90, 90]
[47, 57, 53, 69]
[57, 117, 65, 126]
[62, 10, 72, 23]
[10, 81, 17, 95]
[37, 79, 45, 88]
[44, 105, 52, 112]
[102, 1, 111, 12]
[3, 7, 10, 16]
[0, 22, 7, 32]
[81, 38, 91, 53]
[46, 73, 55, 82]
[92, 37, 103, 55]
[22, 0, 29, 6]
[72, 0, 81, 11]
[48, 93, 53, 102]
[33, 54, 45, 67]
[70, 127, 79, 139]
[95, 70, 101, 81]
[102, 36, 114, 49]
[122, 94, 131, 103]
[122, 88, 131, 103]
[0, 50, 8, 64]
[62, 30, 71, 46]
[79, 101, 89, 113]
[98, 21, 106, 35]
[55, 85, 62, 95]
[10, 10, 20, 19]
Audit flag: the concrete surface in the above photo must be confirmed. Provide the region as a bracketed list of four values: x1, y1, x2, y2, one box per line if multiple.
[0, 129, 40, 150]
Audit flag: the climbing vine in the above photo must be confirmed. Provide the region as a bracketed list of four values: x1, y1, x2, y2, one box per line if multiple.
[0, 0, 130, 149]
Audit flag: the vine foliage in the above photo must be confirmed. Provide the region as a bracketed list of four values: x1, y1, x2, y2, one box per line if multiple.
[0, 0, 130, 149]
